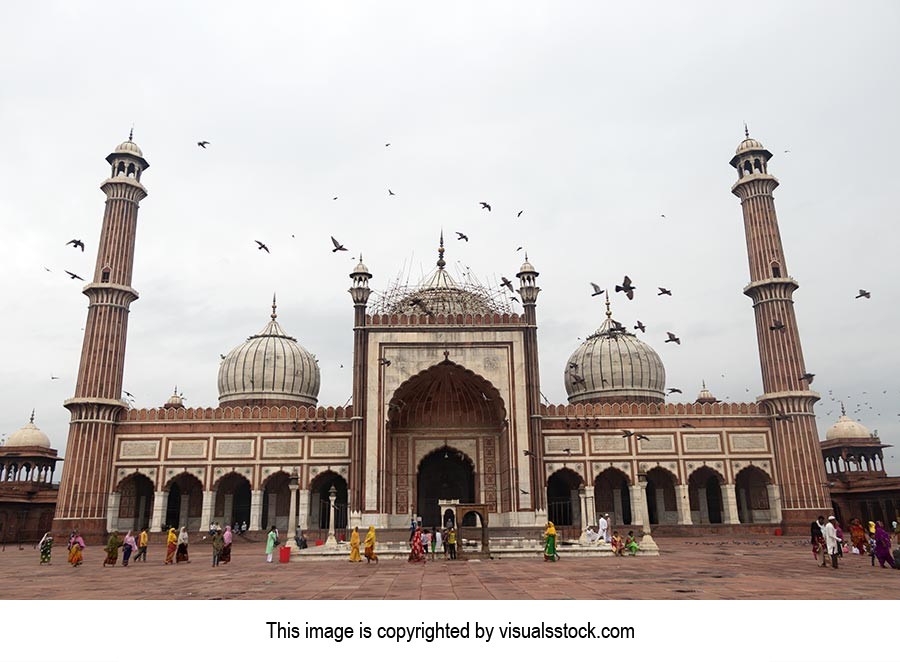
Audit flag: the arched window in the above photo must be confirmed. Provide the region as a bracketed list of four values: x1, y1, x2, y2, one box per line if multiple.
[770, 261, 781, 278]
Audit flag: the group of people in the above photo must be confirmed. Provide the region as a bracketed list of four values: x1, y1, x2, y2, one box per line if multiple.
[407, 525, 457, 563]
[811, 515, 899, 570]
[347, 526, 379, 563]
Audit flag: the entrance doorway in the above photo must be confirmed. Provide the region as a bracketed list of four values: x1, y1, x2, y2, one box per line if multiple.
[309, 471, 348, 531]
[547, 468, 583, 528]
[417, 447, 475, 528]
[214, 473, 252, 528]
[164, 473, 203, 530]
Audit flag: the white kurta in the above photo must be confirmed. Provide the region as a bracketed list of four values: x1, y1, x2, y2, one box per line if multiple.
[598, 517, 609, 542]
[824, 522, 840, 555]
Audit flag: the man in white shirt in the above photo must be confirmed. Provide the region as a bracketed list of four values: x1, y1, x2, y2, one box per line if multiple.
[598, 514, 610, 544]
[824, 515, 841, 569]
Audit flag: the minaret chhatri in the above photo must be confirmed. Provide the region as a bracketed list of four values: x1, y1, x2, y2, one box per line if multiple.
[54, 135, 149, 538]
[730, 127, 829, 528]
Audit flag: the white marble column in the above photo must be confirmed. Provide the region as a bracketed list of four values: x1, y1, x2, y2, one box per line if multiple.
[585, 489, 597, 530]
[767, 484, 783, 524]
[325, 486, 338, 548]
[249, 490, 263, 531]
[676, 484, 693, 525]
[266, 492, 278, 530]
[200, 490, 216, 532]
[286, 480, 299, 548]
[106, 493, 121, 532]
[722, 483, 741, 524]
[298, 490, 311, 531]
[655, 489, 666, 524]
[179, 498, 190, 530]
[613, 489, 623, 526]
[698, 487, 709, 523]
[150, 491, 168, 531]
[629, 485, 645, 528]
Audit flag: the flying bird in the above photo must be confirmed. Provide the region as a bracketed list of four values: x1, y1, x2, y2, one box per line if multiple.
[568, 362, 578, 370]
[799, 372, 815, 384]
[519, 488, 529, 495]
[667, 388, 682, 394]
[509, 296, 519, 303]
[50, 375, 59, 380]
[479, 202, 491, 211]
[455, 232, 468, 242]
[615, 275, 636, 300]
[254, 240, 269, 253]
[517, 210, 524, 218]
[660, 214, 666, 219]
[620, 429, 634, 438]
[500, 277, 514, 292]
[563, 448, 572, 456]
[516, 246, 523, 252]
[122, 390, 135, 399]
[773, 413, 793, 421]
[636, 434, 650, 442]
[66, 239, 85, 251]
[385, 143, 391, 147]
[680, 423, 695, 428]
[64, 271, 84, 281]
[571, 374, 586, 385]
[331, 236, 348, 252]
[590, 283, 604, 297]
[634, 321, 646, 333]
[388, 189, 395, 196]
[378, 358, 391, 366]
[856, 289, 871, 299]
[657, 287, 672, 296]
[333, 196, 338, 201]
[523, 449, 535, 457]
[665, 332, 681, 345]
[197, 141, 210, 148]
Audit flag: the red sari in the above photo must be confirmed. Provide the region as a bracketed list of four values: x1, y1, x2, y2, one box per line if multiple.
[408, 528, 426, 563]
[850, 522, 867, 553]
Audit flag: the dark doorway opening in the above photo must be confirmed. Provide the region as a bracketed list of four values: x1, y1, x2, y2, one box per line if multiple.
[417, 448, 475, 528]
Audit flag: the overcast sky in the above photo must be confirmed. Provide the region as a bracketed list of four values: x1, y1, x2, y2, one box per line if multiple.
[1, 2, 898, 476]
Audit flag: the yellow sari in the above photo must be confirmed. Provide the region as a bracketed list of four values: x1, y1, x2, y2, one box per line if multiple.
[543, 521, 558, 561]
[364, 526, 377, 562]
[349, 528, 361, 562]
[164, 528, 177, 565]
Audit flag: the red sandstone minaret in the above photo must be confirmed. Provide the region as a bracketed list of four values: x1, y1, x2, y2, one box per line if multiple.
[516, 255, 544, 512]
[730, 128, 829, 528]
[348, 254, 372, 524]
[53, 134, 149, 538]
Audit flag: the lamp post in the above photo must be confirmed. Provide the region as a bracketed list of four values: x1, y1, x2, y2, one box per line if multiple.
[324, 484, 338, 548]
[636, 472, 659, 553]
[286, 470, 299, 550]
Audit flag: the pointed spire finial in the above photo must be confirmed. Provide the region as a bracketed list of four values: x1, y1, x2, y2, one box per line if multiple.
[271, 293, 277, 320]
[744, 122, 749, 139]
[437, 230, 446, 269]
[129, 125, 134, 142]
[29, 409, 35, 424]
[702, 379, 707, 390]
[173, 385, 178, 396]
[840, 401, 846, 417]
[604, 291, 612, 319]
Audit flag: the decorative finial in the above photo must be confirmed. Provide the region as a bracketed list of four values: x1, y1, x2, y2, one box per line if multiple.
[702, 379, 707, 390]
[437, 230, 446, 269]
[29, 409, 35, 424]
[744, 122, 749, 139]
[271, 293, 277, 320]
[443, 349, 450, 361]
[129, 126, 134, 142]
[173, 385, 178, 396]
[604, 291, 612, 319]
[840, 401, 846, 416]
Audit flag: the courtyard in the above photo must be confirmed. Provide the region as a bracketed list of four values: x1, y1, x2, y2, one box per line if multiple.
[0, 535, 896, 599]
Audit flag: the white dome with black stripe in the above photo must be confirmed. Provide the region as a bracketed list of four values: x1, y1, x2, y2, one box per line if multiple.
[565, 315, 666, 404]
[217, 301, 320, 406]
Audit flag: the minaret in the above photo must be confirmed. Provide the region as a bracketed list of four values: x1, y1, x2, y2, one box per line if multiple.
[516, 255, 544, 512]
[730, 128, 829, 528]
[54, 135, 149, 538]
[348, 254, 372, 525]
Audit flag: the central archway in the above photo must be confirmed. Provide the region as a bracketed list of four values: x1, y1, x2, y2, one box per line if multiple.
[417, 447, 475, 527]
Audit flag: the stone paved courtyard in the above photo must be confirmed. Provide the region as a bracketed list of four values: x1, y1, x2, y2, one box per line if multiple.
[0, 536, 896, 599]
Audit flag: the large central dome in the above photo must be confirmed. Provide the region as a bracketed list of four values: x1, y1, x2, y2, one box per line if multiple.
[565, 311, 666, 405]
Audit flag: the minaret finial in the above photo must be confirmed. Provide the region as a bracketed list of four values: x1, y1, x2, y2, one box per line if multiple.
[840, 401, 846, 417]
[702, 379, 707, 390]
[744, 122, 749, 139]
[271, 293, 277, 320]
[437, 230, 446, 269]
[29, 409, 35, 424]
[173, 385, 178, 395]
[129, 125, 134, 142]
[604, 291, 612, 319]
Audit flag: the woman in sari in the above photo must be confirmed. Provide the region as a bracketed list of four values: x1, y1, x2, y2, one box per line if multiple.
[849, 518, 867, 554]
[364, 525, 378, 564]
[625, 531, 640, 556]
[348, 527, 362, 562]
[266, 526, 278, 563]
[611, 531, 624, 556]
[103, 530, 123, 567]
[67, 530, 85, 567]
[220, 525, 232, 564]
[873, 521, 896, 568]
[543, 521, 557, 562]
[408, 526, 426, 563]
[176, 527, 190, 563]
[122, 530, 137, 566]
[164, 527, 177, 565]
[38, 532, 52, 565]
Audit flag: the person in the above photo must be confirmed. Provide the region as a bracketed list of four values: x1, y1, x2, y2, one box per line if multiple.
[122, 530, 137, 567]
[38, 532, 52, 565]
[364, 525, 378, 564]
[604, 514, 612, 543]
[447, 527, 457, 560]
[598, 514, 609, 544]
[432, 527, 442, 561]
[543, 521, 557, 562]
[824, 516, 840, 569]
[211, 528, 224, 567]
[164, 527, 177, 564]
[295, 530, 308, 550]
[176, 527, 190, 563]
[611, 530, 624, 556]
[625, 531, 640, 555]
[810, 516, 827, 567]
[67, 530, 85, 567]
[584, 526, 600, 544]
[442, 528, 449, 558]
[133, 527, 149, 562]
[409, 517, 417, 543]
[421, 528, 432, 558]
[408, 526, 427, 563]
[266, 525, 278, 563]
[349, 527, 362, 562]
[103, 530, 123, 567]
[221, 525, 232, 564]
[241, 521, 248, 535]
[849, 518, 867, 554]
[834, 520, 845, 558]
[873, 521, 896, 569]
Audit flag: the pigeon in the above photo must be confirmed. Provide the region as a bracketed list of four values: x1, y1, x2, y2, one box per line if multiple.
[510, 296, 519, 303]
[665, 332, 681, 345]
[197, 141, 210, 148]
[660, 214, 666, 219]
[50, 375, 59, 380]
[773, 413, 793, 421]
[378, 358, 391, 366]
[66, 239, 85, 251]
[455, 232, 468, 242]
[331, 236, 348, 252]
[563, 448, 572, 456]
[667, 387, 683, 394]
[122, 390, 135, 399]
[657, 287, 672, 296]
[799, 372, 815, 384]
[590, 282, 605, 297]
[571, 374, 586, 385]
[388, 189, 395, 196]
[680, 423, 695, 428]
[636, 434, 650, 442]
[479, 202, 491, 211]
[620, 429, 634, 438]
[517, 210, 524, 218]
[856, 289, 871, 299]
[516, 246, 523, 252]
[65, 271, 84, 281]
[568, 362, 579, 370]
[500, 277, 514, 292]
[385, 143, 391, 147]
[519, 488, 529, 495]
[635, 321, 646, 333]
[769, 320, 786, 332]
[333, 196, 338, 201]
[254, 240, 269, 253]
[523, 449, 535, 457]
[615, 275, 636, 300]
[219, 354, 226, 360]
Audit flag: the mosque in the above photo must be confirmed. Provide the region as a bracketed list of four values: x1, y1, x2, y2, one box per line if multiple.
[4, 132, 895, 544]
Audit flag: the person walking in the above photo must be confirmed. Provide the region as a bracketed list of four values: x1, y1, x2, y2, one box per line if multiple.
[849, 518, 866, 555]
[364, 525, 378, 564]
[67, 530, 85, 567]
[164, 527, 177, 564]
[810, 516, 827, 567]
[432, 528, 442, 561]
[122, 530, 137, 567]
[447, 527, 457, 560]
[873, 521, 896, 569]
[349, 527, 362, 562]
[103, 530, 123, 567]
[38, 532, 52, 565]
[421, 528, 432, 559]
[176, 527, 190, 563]
[824, 516, 840, 569]
[543, 521, 557, 562]
[266, 525, 278, 563]
[408, 526, 427, 563]
[211, 528, 224, 567]
[598, 514, 609, 544]
[133, 527, 149, 562]
[220, 525, 232, 564]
